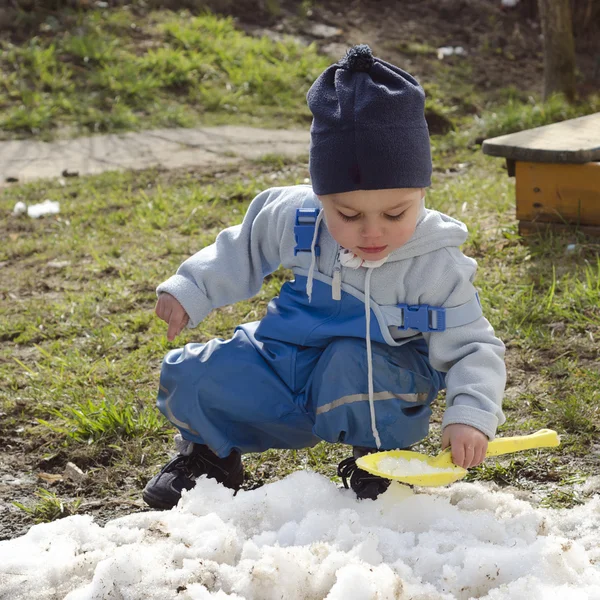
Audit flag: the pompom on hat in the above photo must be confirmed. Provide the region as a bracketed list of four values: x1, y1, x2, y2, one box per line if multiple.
[307, 44, 432, 195]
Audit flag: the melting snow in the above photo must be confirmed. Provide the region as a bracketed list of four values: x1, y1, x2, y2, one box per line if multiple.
[376, 457, 459, 476]
[12, 200, 60, 218]
[0, 471, 598, 600]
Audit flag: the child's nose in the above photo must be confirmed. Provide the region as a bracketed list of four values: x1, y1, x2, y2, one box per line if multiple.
[360, 219, 383, 238]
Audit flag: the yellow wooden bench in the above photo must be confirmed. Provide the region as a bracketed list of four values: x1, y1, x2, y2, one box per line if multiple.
[482, 112, 600, 236]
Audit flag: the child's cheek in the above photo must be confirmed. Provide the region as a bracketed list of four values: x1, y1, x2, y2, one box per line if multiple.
[328, 220, 353, 247]
[397, 221, 417, 245]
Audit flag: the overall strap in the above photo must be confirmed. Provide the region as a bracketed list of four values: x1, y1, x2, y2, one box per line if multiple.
[396, 292, 482, 333]
[294, 196, 322, 256]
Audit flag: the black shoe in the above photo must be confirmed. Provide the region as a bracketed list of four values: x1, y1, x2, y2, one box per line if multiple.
[143, 444, 243, 510]
[337, 446, 391, 500]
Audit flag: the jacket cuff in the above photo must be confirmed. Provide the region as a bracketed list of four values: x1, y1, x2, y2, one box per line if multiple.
[156, 275, 212, 328]
[442, 402, 500, 440]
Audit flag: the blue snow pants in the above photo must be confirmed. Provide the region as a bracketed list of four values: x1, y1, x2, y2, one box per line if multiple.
[157, 276, 446, 457]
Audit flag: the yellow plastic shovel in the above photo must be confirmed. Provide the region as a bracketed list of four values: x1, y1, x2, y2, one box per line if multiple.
[356, 428, 560, 487]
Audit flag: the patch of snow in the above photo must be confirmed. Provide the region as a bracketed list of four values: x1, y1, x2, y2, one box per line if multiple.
[13, 201, 27, 215]
[437, 46, 467, 60]
[0, 472, 598, 599]
[26, 200, 60, 219]
[377, 457, 458, 475]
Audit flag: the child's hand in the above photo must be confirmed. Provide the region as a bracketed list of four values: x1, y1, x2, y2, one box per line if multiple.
[155, 293, 189, 341]
[441, 423, 488, 469]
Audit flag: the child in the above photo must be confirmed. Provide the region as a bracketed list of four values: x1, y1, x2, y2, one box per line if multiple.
[143, 45, 506, 510]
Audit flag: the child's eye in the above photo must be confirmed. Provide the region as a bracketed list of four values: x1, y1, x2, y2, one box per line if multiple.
[385, 212, 406, 221]
[338, 211, 360, 222]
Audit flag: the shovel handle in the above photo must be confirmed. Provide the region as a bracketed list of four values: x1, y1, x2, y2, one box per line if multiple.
[485, 428, 560, 458]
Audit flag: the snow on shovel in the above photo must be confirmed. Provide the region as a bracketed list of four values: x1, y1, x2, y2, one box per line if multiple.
[356, 428, 560, 487]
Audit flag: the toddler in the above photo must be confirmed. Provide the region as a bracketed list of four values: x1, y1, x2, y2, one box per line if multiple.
[143, 45, 506, 509]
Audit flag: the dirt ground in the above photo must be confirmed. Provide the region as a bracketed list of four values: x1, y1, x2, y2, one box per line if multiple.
[214, 0, 596, 96]
[2, 0, 599, 98]
[284, 0, 598, 99]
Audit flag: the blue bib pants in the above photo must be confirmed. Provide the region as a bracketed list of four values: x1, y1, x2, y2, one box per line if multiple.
[157, 274, 446, 458]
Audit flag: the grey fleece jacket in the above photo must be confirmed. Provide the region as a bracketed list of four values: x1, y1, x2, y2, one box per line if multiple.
[157, 185, 506, 439]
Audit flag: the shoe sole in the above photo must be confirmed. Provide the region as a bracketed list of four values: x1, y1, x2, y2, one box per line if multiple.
[142, 488, 179, 511]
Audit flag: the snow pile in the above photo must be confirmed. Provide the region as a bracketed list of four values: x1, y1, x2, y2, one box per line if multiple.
[377, 457, 459, 476]
[12, 200, 60, 218]
[12, 201, 27, 215]
[0, 471, 599, 600]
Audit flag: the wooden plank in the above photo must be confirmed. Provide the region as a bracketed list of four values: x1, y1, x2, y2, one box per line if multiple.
[515, 161, 600, 226]
[482, 112, 600, 163]
[519, 220, 600, 237]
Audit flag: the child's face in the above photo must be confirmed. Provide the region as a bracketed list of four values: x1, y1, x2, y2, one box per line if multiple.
[318, 188, 424, 261]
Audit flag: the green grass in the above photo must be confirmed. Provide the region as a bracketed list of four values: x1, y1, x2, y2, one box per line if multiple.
[0, 10, 329, 138]
[442, 92, 600, 152]
[472, 92, 600, 140]
[384, 41, 438, 56]
[39, 397, 168, 444]
[13, 488, 82, 524]
[2, 5, 598, 146]
[540, 489, 586, 509]
[1, 147, 598, 515]
[1, 8, 599, 523]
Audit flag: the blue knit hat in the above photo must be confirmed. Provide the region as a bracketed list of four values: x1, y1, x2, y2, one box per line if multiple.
[307, 44, 432, 195]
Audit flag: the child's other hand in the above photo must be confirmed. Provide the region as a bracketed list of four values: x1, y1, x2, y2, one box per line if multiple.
[155, 293, 189, 341]
[441, 423, 488, 469]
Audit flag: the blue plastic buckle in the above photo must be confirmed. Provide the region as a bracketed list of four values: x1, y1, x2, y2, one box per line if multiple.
[294, 208, 321, 256]
[397, 304, 446, 332]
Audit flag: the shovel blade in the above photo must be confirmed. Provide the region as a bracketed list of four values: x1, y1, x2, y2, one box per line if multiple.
[356, 450, 467, 487]
[356, 429, 560, 488]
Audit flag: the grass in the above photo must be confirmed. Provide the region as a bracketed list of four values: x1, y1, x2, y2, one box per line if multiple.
[4, 3, 596, 144]
[1, 9, 599, 526]
[435, 91, 600, 154]
[1, 146, 598, 523]
[0, 9, 329, 138]
[13, 488, 82, 524]
[38, 397, 168, 444]
[540, 489, 586, 509]
[464, 92, 600, 146]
